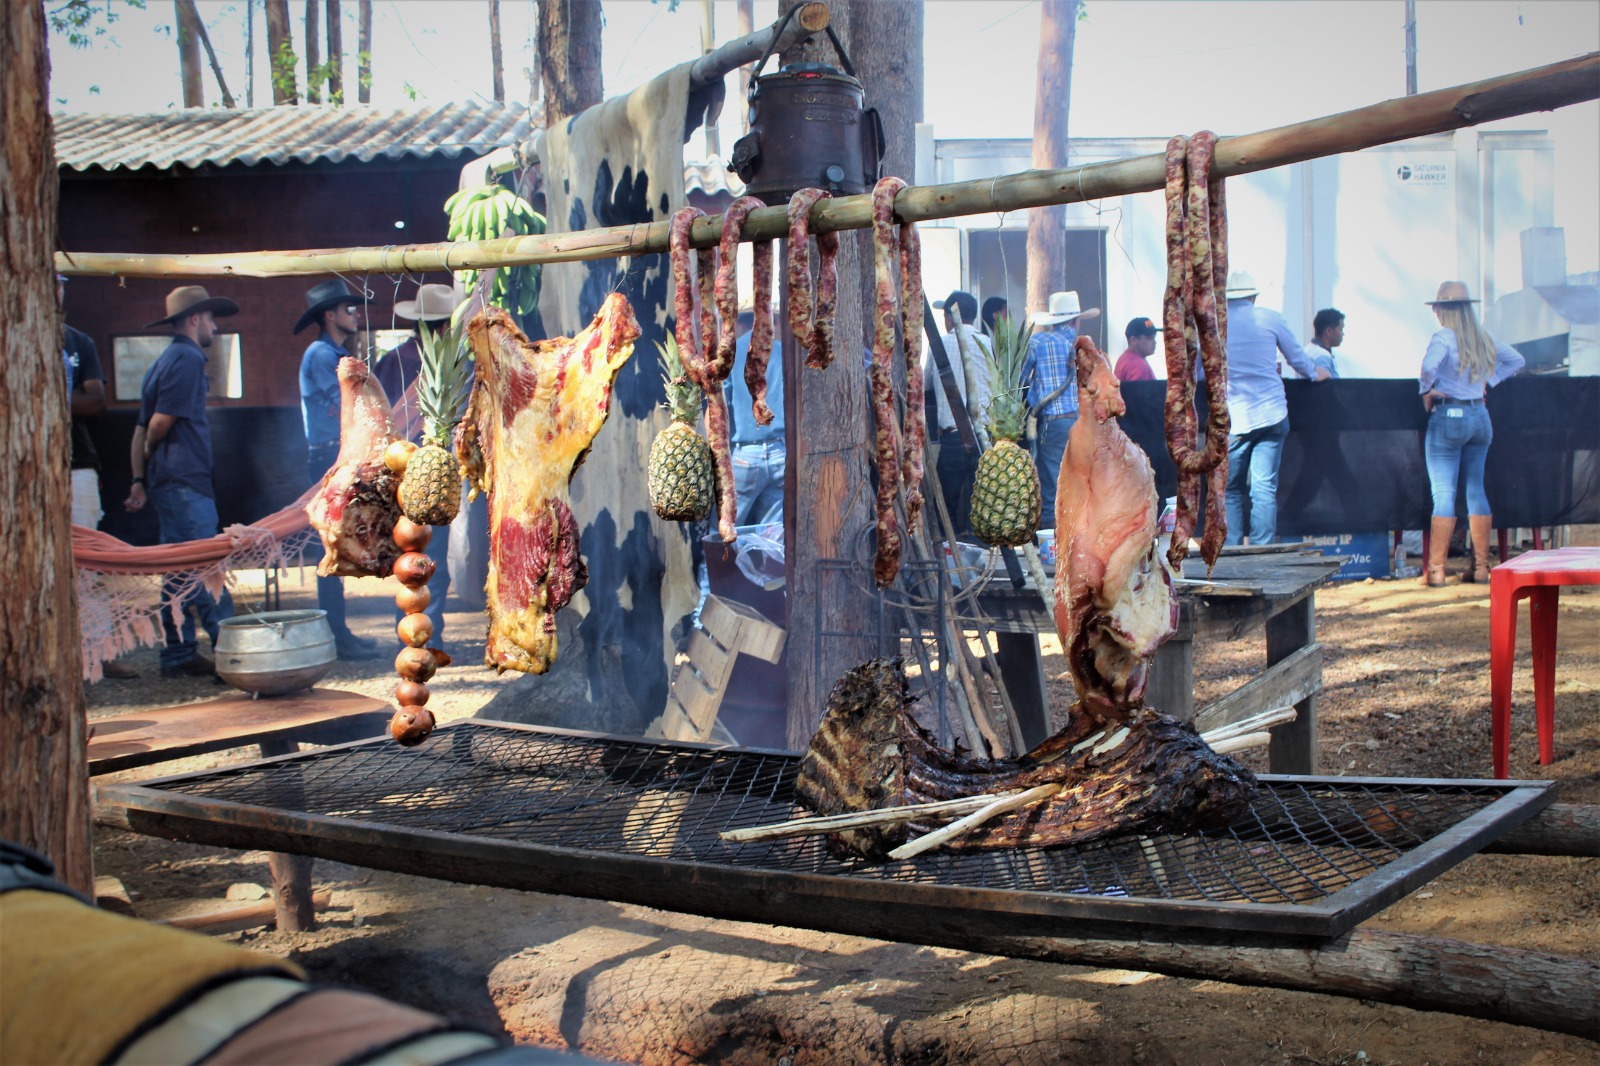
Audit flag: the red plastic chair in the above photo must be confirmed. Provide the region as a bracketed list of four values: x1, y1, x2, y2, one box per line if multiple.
[1489, 546, 1600, 778]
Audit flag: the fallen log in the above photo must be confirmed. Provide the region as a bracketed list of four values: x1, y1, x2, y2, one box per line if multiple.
[1482, 802, 1600, 858]
[958, 927, 1599, 1041]
[157, 888, 333, 933]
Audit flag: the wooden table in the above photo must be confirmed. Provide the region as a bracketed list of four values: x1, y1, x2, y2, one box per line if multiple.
[969, 546, 1343, 774]
[89, 687, 391, 929]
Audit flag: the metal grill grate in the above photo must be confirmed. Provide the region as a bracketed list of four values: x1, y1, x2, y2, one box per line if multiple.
[105, 722, 1552, 938]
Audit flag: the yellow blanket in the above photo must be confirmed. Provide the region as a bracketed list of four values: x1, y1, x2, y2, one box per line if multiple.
[0, 889, 303, 1065]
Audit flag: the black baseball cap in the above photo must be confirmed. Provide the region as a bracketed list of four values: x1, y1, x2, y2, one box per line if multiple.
[935, 290, 978, 324]
[1125, 316, 1163, 338]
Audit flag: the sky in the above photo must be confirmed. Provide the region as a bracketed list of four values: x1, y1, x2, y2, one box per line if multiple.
[45, 0, 1600, 271]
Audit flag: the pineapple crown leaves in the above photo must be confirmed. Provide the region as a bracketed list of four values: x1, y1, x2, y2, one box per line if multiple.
[416, 317, 474, 442]
[655, 336, 704, 425]
[984, 313, 1035, 442]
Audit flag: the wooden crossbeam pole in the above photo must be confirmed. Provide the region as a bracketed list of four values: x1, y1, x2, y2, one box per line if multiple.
[57, 53, 1598, 279]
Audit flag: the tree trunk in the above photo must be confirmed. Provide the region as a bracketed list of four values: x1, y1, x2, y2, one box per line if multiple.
[304, 0, 321, 104]
[189, 2, 238, 108]
[357, 0, 371, 103]
[265, 0, 297, 104]
[537, 0, 603, 127]
[488, 0, 504, 103]
[0, 0, 94, 896]
[1025, 0, 1078, 317]
[735, 0, 753, 133]
[325, 0, 343, 103]
[781, 1, 924, 749]
[174, 0, 204, 107]
[699, 0, 719, 157]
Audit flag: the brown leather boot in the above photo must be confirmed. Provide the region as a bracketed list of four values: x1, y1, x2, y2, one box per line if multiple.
[1421, 516, 1455, 587]
[1464, 514, 1492, 583]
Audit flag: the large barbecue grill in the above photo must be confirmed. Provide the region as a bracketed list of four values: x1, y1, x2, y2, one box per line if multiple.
[95, 721, 1552, 940]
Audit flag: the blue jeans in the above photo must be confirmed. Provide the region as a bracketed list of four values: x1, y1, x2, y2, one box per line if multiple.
[307, 443, 353, 639]
[1032, 414, 1077, 530]
[731, 441, 785, 526]
[149, 484, 232, 667]
[1225, 417, 1290, 546]
[1424, 402, 1493, 516]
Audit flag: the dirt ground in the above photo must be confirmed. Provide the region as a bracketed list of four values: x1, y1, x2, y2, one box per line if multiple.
[87, 557, 1599, 1066]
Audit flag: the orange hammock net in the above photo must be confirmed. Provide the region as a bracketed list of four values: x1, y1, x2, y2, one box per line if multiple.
[72, 384, 418, 683]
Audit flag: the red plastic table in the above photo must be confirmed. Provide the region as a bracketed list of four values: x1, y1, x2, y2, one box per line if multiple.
[1489, 546, 1600, 778]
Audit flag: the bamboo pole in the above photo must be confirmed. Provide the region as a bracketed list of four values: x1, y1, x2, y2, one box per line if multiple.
[57, 53, 1598, 279]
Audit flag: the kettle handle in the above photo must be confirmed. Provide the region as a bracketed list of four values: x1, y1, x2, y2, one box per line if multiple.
[749, 3, 858, 92]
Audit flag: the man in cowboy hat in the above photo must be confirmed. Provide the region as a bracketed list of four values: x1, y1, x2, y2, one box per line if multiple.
[297, 279, 381, 660]
[928, 290, 992, 535]
[1221, 270, 1327, 547]
[373, 282, 466, 648]
[125, 285, 239, 679]
[1022, 290, 1101, 527]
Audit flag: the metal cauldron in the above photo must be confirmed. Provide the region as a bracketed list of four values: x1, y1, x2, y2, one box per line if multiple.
[216, 609, 337, 696]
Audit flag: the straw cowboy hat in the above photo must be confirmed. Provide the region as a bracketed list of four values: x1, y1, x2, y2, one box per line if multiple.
[1030, 291, 1102, 327]
[1223, 271, 1260, 299]
[1426, 280, 1481, 305]
[395, 283, 464, 323]
[145, 285, 239, 329]
[293, 279, 362, 334]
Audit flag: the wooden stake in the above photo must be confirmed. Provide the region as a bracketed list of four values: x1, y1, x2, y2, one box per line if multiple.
[56, 54, 1598, 279]
[888, 783, 1063, 860]
[720, 793, 1005, 843]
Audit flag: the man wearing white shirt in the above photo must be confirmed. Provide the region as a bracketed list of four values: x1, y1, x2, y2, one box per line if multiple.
[927, 290, 992, 535]
[1221, 272, 1327, 546]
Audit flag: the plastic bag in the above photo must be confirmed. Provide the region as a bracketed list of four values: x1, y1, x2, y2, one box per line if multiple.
[734, 523, 785, 591]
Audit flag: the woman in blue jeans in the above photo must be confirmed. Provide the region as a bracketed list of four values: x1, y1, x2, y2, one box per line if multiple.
[1418, 281, 1525, 587]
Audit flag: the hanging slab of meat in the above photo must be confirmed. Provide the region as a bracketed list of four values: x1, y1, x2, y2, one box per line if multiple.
[795, 659, 1256, 860]
[456, 296, 640, 674]
[1055, 336, 1180, 725]
[305, 357, 404, 578]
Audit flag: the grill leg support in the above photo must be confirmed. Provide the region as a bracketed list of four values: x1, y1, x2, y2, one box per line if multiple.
[993, 633, 1050, 750]
[259, 736, 316, 932]
[1266, 596, 1318, 775]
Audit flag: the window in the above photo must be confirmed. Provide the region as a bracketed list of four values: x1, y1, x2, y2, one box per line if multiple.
[112, 334, 243, 401]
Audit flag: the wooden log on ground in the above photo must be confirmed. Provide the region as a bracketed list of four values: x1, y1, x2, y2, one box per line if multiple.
[57, 53, 1599, 279]
[961, 927, 1599, 1041]
[1482, 802, 1600, 858]
[158, 888, 332, 933]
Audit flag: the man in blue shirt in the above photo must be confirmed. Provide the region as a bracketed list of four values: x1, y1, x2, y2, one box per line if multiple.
[297, 279, 381, 660]
[1023, 290, 1099, 528]
[125, 286, 238, 679]
[1221, 272, 1327, 546]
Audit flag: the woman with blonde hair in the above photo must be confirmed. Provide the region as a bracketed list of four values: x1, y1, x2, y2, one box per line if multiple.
[1418, 281, 1525, 586]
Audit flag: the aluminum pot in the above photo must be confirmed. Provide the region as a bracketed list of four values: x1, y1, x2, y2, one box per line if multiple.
[216, 609, 336, 696]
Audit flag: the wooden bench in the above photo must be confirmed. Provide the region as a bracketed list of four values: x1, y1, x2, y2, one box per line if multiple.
[89, 688, 391, 930]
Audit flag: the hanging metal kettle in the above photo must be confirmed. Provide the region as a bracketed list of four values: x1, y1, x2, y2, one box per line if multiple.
[728, 7, 884, 207]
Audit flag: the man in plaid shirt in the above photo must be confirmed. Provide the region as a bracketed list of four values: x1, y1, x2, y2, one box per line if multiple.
[1023, 291, 1100, 527]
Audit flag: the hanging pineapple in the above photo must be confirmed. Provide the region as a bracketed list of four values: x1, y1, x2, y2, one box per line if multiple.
[647, 336, 715, 521]
[970, 314, 1043, 547]
[396, 318, 472, 527]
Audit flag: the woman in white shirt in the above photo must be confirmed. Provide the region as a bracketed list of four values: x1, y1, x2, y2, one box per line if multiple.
[1417, 281, 1526, 587]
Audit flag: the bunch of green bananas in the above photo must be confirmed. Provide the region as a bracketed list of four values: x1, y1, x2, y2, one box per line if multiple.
[444, 182, 546, 318]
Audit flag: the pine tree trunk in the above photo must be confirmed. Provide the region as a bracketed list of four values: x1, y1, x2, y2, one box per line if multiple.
[325, 0, 343, 103]
[735, 0, 753, 132]
[304, 0, 321, 103]
[537, 0, 603, 127]
[265, 0, 297, 104]
[782, 0, 924, 749]
[1025, 0, 1078, 317]
[0, 0, 93, 896]
[188, 2, 238, 108]
[175, 0, 205, 107]
[357, 0, 371, 103]
[488, 0, 504, 103]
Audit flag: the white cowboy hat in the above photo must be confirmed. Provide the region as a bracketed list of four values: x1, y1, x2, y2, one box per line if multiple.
[1030, 291, 1101, 327]
[1224, 271, 1260, 299]
[395, 283, 465, 322]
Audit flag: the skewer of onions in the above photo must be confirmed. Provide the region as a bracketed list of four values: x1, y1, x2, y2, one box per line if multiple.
[387, 519, 441, 745]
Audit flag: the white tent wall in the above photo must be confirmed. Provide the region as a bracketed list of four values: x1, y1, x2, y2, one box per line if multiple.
[924, 130, 1568, 380]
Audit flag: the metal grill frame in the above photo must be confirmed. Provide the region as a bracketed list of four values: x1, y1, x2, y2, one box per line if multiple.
[93, 720, 1555, 941]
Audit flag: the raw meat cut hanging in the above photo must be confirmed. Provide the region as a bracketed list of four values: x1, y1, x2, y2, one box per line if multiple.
[456, 295, 641, 674]
[305, 357, 404, 579]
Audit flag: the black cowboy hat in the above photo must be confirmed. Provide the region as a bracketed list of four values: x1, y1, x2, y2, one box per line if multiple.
[146, 285, 241, 329]
[293, 279, 361, 334]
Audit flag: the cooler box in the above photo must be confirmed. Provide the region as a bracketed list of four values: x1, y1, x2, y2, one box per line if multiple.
[1297, 532, 1391, 581]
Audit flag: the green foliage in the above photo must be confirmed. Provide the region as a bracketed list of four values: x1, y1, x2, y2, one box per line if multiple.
[48, 0, 146, 50]
[270, 40, 299, 99]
